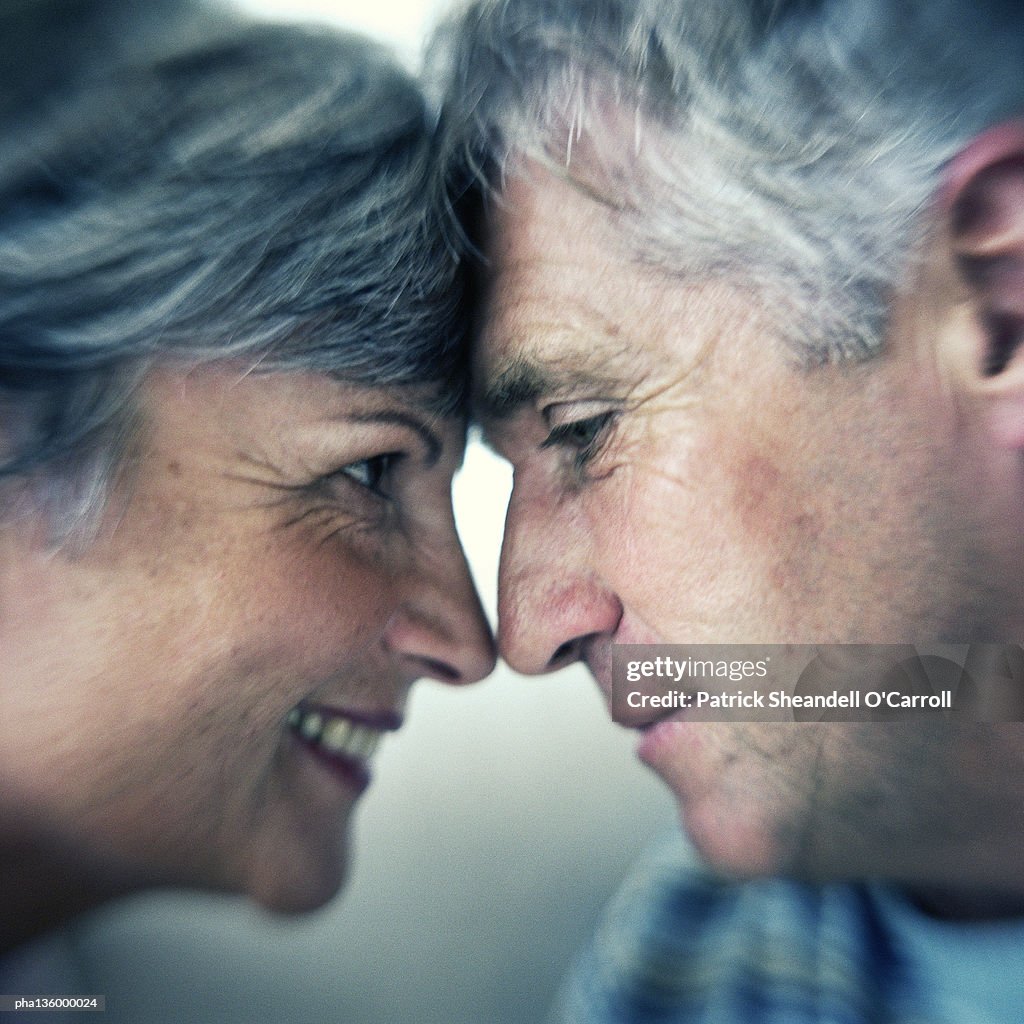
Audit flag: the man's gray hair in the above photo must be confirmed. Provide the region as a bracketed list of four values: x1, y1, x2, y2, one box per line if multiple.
[1, 16, 469, 541]
[432, 0, 1024, 361]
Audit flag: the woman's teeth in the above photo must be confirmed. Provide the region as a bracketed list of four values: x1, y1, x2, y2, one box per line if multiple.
[287, 706, 382, 760]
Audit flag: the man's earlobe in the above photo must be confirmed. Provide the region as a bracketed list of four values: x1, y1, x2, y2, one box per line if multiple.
[944, 121, 1024, 447]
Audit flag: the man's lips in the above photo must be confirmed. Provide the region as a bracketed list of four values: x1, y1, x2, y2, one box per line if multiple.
[635, 707, 694, 767]
[286, 702, 403, 793]
[632, 701, 691, 731]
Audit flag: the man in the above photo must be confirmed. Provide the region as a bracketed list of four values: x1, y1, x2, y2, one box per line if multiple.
[434, 0, 1024, 1019]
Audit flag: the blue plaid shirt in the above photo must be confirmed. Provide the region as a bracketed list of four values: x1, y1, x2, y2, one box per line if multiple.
[551, 834, 1024, 1024]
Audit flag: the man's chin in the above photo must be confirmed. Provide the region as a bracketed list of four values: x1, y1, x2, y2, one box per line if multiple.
[683, 823, 781, 880]
[666, 787, 793, 881]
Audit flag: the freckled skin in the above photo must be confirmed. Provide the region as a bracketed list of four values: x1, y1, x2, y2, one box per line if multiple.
[479, 168, 1024, 903]
[0, 366, 494, 944]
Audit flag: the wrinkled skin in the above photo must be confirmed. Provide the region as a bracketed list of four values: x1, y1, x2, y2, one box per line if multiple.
[1, 366, 495, 946]
[476, 166, 1024, 911]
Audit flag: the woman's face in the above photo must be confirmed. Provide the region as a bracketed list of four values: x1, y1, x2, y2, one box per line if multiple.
[0, 366, 495, 912]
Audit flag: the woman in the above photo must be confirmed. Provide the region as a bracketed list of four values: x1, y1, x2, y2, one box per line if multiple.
[0, 13, 495, 956]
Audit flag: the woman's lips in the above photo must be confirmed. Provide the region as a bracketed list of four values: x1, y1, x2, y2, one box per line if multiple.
[286, 702, 402, 794]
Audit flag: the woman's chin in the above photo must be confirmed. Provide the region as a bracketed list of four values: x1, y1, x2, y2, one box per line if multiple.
[249, 859, 348, 916]
[242, 828, 351, 915]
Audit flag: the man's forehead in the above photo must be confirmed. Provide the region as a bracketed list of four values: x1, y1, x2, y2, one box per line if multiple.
[472, 160, 772, 433]
[473, 172, 644, 417]
[484, 170, 628, 296]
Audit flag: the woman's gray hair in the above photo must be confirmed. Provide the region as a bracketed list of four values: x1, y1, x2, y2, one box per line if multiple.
[431, 0, 1024, 362]
[1, 15, 469, 542]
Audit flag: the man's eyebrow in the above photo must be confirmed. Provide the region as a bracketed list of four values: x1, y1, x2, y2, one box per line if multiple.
[478, 356, 622, 420]
[478, 358, 555, 420]
[346, 410, 443, 466]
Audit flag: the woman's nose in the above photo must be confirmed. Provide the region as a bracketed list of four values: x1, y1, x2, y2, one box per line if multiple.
[384, 521, 496, 685]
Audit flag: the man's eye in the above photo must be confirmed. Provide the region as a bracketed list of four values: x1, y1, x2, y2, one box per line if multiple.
[336, 453, 400, 495]
[541, 412, 615, 453]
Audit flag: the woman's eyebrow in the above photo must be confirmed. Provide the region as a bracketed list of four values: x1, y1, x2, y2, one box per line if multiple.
[345, 411, 443, 466]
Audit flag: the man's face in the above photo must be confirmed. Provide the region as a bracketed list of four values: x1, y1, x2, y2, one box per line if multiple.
[1, 367, 494, 917]
[476, 169, 1024, 885]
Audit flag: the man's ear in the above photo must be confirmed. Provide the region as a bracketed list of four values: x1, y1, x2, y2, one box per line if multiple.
[941, 119, 1024, 448]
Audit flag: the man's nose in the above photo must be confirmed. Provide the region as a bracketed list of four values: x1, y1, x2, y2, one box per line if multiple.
[497, 483, 621, 675]
[384, 517, 496, 686]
